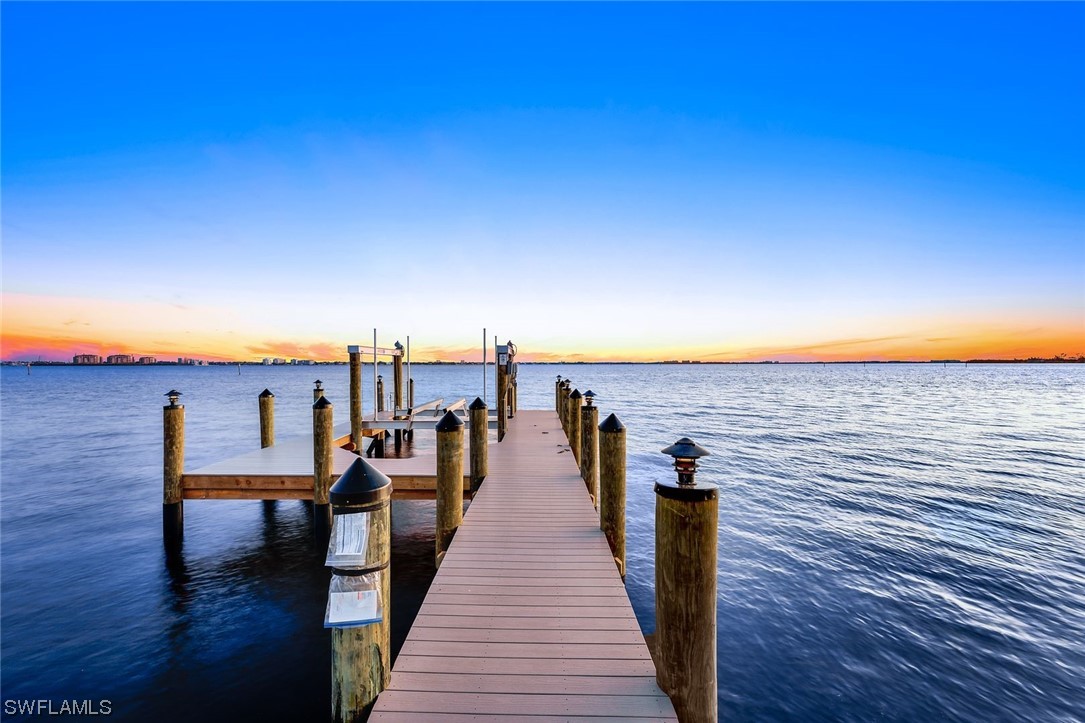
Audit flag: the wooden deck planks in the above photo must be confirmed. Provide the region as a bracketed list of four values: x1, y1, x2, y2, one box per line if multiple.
[370, 410, 676, 720]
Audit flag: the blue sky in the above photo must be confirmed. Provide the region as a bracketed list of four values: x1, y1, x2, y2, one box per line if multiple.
[3, 2, 1083, 361]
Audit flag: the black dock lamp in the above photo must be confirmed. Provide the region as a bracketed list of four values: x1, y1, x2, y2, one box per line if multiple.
[165, 389, 182, 407]
[583, 390, 596, 407]
[660, 437, 711, 487]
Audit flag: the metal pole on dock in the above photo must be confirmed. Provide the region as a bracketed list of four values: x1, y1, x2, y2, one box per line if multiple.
[599, 413, 626, 576]
[163, 390, 185, 540]
[567, 389, 583, 465]
[328, 459, 392, 722]
[259, 388, 275, 448]
[469, 397, 488, 490]
[482, 328, 487, 405]
[313, 396, 334, 540]
[349, 347, 363, 452]
[655, 438, 718, 723]
[579, 392, 599, 504]
[435, 410, 464, 568]
[376, 376, 384, 413]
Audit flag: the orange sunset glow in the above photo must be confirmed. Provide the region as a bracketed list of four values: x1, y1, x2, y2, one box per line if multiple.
[3, 292, 1080, 363]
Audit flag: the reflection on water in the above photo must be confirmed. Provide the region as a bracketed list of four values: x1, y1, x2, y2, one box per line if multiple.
[1, 363, 1083, 721]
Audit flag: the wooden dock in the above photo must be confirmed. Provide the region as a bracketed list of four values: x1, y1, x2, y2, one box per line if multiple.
[181, 422, 473, 501]
[369, 409, 678, 721]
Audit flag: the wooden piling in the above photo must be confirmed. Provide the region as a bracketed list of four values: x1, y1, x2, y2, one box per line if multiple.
[313, 396, 334, 538]
[599, 413, 626, 575]
[579, 402, 598, 503]
[496, 361, 508, 442]
[163, 391, 184, 539]
[393, 355, 404, 452]
[330, 460, 392, 722]
[376, 376, 384, 413]
[349, 350, 363, 451]
[555, 376, 563, 415]
[559, 381, 571, 433]
[655, 475, 719, 722]
[469, 397, 488, 490]
[566, 389, 582, 465]
[259, 388, 275, 449]
[434, 410, 464, 567]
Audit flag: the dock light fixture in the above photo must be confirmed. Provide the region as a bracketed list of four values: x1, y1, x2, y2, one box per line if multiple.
[324, 458, 391, 628]
[165, 389, 182, 407]
[314, 379, 323, 392]
[583, 390, 596, 407]
[661, 437, 711, 487]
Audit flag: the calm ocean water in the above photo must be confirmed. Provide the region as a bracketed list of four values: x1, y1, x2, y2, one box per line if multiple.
[1, 363, 1083, 721]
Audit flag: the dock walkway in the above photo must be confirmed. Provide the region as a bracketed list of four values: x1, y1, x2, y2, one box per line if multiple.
[370, 410, 677, 721]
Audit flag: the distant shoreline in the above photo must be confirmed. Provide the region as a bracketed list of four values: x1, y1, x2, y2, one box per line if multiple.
[4, 358, 1083, 367]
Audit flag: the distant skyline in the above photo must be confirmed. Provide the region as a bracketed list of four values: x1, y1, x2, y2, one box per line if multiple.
[3, 3, 1082, 363]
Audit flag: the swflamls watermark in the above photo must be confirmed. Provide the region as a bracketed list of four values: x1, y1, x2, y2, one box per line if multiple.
[3, 700, 112, 717]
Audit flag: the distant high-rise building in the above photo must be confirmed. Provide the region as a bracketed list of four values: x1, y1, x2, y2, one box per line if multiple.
[139, 356, 157, 364]
[73, 354, 101, 365]
[106, 354, 135, 364]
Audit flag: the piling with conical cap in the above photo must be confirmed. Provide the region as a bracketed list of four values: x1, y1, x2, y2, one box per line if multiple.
[469, 397, 489, 490]
[599, 413, 626, 575]
[259, 389, 275, 449]
[435, 410, 464, 567]
[567, 389, 583, 465]
[313, 395, 334, 539]
[328, 458, 392, 721]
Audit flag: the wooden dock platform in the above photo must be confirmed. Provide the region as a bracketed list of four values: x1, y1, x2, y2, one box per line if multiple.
[181, 422, 472, 501]
[369, 409, 678, 721]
